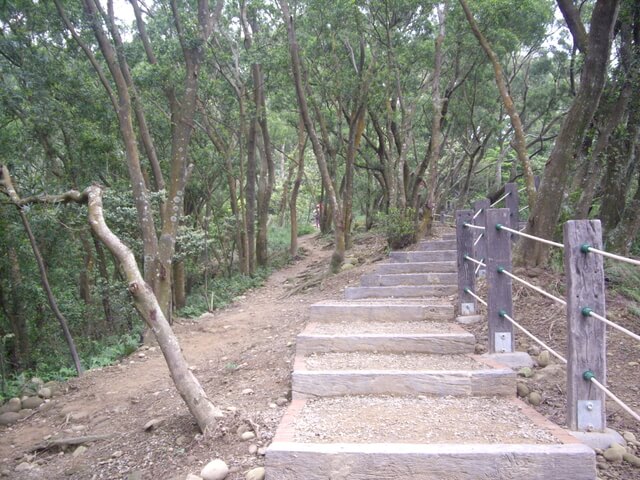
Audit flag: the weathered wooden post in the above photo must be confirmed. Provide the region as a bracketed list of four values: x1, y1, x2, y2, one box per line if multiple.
[485, 209, 514, 353]
[564, 220, 606, 432]
[504, 182, 519, 234]
[456, 210, 476, 315]
[472, 199, 489, 277]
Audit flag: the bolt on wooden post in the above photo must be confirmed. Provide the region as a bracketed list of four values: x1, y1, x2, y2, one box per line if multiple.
[456, 210, 476, 315]
[473, 199, 489, 278]
[564, 220, 606, 432]
[485, 209, 514, 353]
[504, 183, 519, 236]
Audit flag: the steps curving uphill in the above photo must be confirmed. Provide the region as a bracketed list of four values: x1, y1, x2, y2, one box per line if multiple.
[266, 231, 596, 480]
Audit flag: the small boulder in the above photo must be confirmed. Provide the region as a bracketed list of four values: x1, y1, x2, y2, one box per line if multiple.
[623, 431, 637, 443]
[537, 351, 550, 368]
[518, 367, 533, 378]
[623, 452, 640, 466]
[240, 431, 256, 441]
[245, 467, 265, 480]
[275, 397, 288, 407]
[516, 383, 530, 398]
[38, 388, 52, 399]
[340, 263, 355, 272]
[144, 417, 165, 431]
[72, 446, 88, 458]
[18, 409, 32, 419]
[603, 447, 623, 463]
[15, 462, 32, 472]
[528, 391, 542, 406]
[0, 412, 21, 426]
[0, 398, 21, 414]
[21, 397, 43, 410]
[201, 459, 229, 480]
[527, 345, 541, 357]
[257, 447, 267, 456]
[241, 388, 254, 395]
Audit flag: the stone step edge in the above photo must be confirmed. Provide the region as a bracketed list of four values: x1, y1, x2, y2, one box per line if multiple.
[267, 396, 595, 480]
[291, 354, 515, 397]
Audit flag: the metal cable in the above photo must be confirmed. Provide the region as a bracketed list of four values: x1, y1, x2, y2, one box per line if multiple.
[497, 224, 564, 248]
[583, 308, 640, 343]
[490, 191, 511, 207]
[519, 205, 528, 213]
[501, 312, 567, 364]
[474, 261, 484, 275]
[473, 233, 484, 246]
[587, 375, 640, 423]
[581, 245, 640, 267]
[472, 209, 483, 221]
[498, 268, 566, 306]
[463, 288, 487, 306]
[464, 255, 486, 267]
[464, 223, 485, 230]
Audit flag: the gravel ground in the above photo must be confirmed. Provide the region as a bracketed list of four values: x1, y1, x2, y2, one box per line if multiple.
[293, 395, 559, 444]
[309, 321, 458, 335]
[304, 352, 485, 371]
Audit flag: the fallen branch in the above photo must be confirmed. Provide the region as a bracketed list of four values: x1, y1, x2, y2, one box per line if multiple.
[29, 434, 116, 452]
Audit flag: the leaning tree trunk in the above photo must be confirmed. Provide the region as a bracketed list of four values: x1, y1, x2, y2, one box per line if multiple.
[290, 118, 307, 257]
[520, 0, 620, 266]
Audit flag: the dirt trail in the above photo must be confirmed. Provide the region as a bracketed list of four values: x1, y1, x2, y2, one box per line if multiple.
[0, 233, 385, 480]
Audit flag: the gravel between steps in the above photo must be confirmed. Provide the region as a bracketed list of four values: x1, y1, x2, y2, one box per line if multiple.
[293, 395, 558, 444]
[304, 353, 485, 371]
[309, 321, 458, 335]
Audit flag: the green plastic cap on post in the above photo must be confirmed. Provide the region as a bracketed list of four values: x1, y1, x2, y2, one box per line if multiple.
[464, 287, 470, 294]
[497, 266, 505, 273]
[583, 370, 595, 382]
[495, 223, 503, 231]
[581, 307, 593, 317]
[580, 244, 592, 253]
[498, 309, 507, 318]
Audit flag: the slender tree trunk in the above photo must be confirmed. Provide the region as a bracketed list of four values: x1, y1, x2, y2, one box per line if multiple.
[91, 231, 114, 329]
[6, 245, 29, 369]
[290, 118, 307, 256]
[607, 172, 640, 254]
[459, 0, 536, 209]
[521, 0, 620, 266]
[280, 0, 345, 272]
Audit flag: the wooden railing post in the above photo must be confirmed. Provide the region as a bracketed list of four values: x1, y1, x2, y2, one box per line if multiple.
[504, 182, 519, 234]
[564, 220, 606, 432]
[472, 199, 489, 278]
[485, 209, 514, 353]
[456, 210, 476, 315]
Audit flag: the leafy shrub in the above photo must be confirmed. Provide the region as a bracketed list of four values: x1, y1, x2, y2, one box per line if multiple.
[297, 223, 315, 236]
[606, 261, 640, 303]
[377, 208, 418, 249]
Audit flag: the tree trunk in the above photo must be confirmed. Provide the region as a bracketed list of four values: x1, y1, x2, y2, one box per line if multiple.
[607, 173, 640, 254]
[520, 0, 620, 266]
[459, 0, 536, 209]
[91, 231, 114, 329]
[290, 118, 307, 257]
[280, 0, 345, 272]
[6, 244, 29, 369]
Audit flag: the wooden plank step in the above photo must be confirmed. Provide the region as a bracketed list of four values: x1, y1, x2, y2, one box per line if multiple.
[297, 322, 475, 354]
[375, 261, 456, 274]
[389, 250, 456, 263]
[292, 353, 514, 397]
[344, 285, 455, 299]
[415, 239, 457, 250]
[308, 301, 454, 322]
[267, 396, 595, 480]
[361, 272, 457, 287]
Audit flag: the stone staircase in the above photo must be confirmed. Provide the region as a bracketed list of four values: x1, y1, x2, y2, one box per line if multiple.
[265, 233, 595, 479]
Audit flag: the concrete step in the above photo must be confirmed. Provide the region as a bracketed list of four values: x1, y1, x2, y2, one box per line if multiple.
[267, 396, 595, 479]
[308, 301, 454, 322]
[297, 321, 475, 354]
[389, 250, 456, 263]
[415, 239, 456, 250]
[292, 353, 514, 397]
[375, 261, 456, 274]
[361, 272, 457, 287]
[344, 285, 456, 300]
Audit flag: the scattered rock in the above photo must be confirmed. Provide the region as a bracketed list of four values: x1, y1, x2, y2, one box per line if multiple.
[237, 424, 251, 436]
[527, 345, 541, 357]
[257, 447, 267, 456]
[248, 444, 258, 454]
[623, 431, 637, 443]
[340, 263, 355, 272]
[176, 435, 188, 446]
[245, 467, 265, 480]
[516, 383, 530, 398]
[628, 361, 639, 367]
[528, 391, 542, 406]
[241, 431, 256, 441]
[0, 398, 21, 414]
[533, 363, 564, 383]
[144, 417, 165, 431]
[72, 445, 87, 458]
[127, 471, 143, 480]
[241, 388, 254, 395]
[201, 459, 229, 480]
[37, 388, 52, 399]
[537, 351, 550, 368]
[111, 451, 124, 458]
[70, 411, 89, 422]
[623, 452, 640, 466]
[18, 409, 32, 419]
[518, 367, 533, 378]
[15, 462, 32, 472]
[186, 475, 203, 480]
[21, 397, 43, 410]
[0, 412, 21, 426]
[1, 467, 11, 477]
[474, 344, 487, 354]
[603, 447, 623, 463]
[275, 397, 288, 407]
